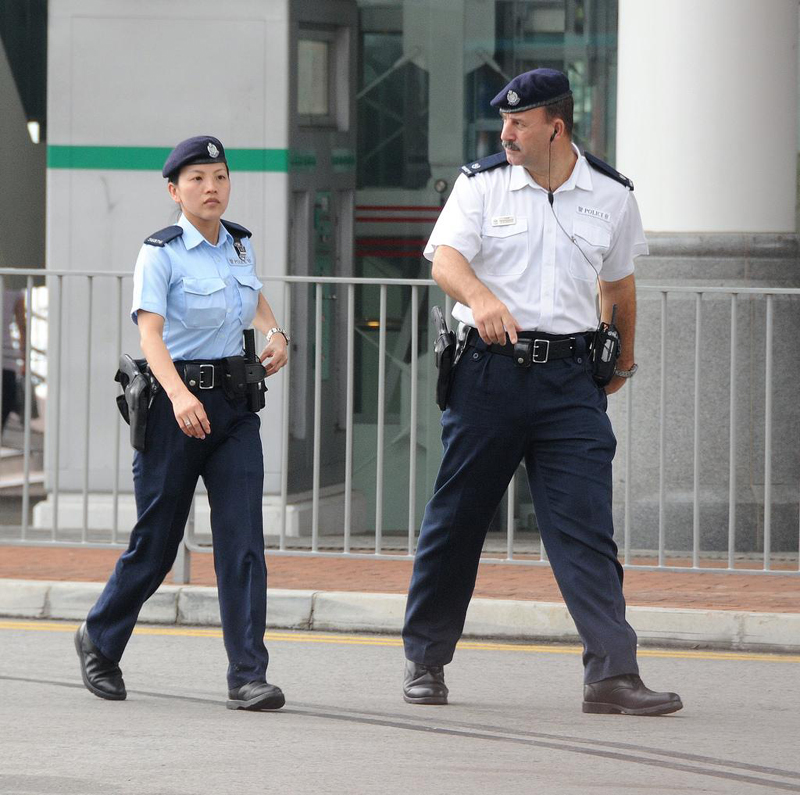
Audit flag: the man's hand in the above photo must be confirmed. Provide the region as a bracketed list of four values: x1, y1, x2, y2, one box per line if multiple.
[604, 375, 627, 395]
[431, 245, 521, 344]
[470, 293, 522, 345]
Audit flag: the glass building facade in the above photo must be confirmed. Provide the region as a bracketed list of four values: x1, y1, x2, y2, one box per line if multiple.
[349, 1, 621, 528]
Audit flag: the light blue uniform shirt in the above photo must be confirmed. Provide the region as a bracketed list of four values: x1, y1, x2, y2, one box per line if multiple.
[131, 215, 263, 360]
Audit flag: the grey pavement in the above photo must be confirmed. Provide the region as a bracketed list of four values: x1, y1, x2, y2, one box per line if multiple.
[1, 619, 800, 794]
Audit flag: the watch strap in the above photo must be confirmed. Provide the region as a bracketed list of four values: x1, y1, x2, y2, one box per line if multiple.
[266, 327, 290, 344]
[614, 363, 638, 378]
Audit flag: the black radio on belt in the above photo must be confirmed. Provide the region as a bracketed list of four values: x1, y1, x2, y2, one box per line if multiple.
[591, 304, 621, 386]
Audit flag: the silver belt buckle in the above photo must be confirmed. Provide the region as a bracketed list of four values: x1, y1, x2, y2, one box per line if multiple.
[532, 339, 550, 364]
[199, 363, 215, 389]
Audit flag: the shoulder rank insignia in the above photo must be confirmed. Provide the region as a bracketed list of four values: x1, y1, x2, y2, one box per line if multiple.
[144, 226, 183, 247]
[221, 219, 253, 239]
[460, 151, 509, 178]
[584, 152, 634, 191]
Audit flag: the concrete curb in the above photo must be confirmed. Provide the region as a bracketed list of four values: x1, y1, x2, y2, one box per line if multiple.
[1, 579, 798, 652]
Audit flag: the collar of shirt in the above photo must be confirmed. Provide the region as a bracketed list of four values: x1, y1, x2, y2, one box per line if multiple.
[177, 214, 233, 250]
[508, 143, 593, 195]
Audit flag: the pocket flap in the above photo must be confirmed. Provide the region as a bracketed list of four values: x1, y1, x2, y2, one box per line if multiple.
[231, 270, 263, 291]
[573, 221, 611, 248]
[182, 277, 227, 296]
[482, 218, 528, 238]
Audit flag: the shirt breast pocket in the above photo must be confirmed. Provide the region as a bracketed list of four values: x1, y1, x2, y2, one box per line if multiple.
[480, 218, 528, 277]
[231, 269, 263, 325]
[568, 221, 611, 281]
[180, 277, 227, 329]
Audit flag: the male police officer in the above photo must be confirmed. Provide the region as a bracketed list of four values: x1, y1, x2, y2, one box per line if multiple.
[402, 69, 682, 715]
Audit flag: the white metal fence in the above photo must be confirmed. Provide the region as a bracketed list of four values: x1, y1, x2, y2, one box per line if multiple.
[0, 268, 798, 579]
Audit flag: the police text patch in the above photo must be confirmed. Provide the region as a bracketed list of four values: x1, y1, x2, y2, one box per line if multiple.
[577, 205, 610, 222]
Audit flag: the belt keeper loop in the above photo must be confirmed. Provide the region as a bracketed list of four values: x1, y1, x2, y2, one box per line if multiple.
[513, 339, 533, 367]
[183, 363, 199, 389]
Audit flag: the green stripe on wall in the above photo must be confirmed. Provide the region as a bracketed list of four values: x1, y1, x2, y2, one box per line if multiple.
[47, 146, 290, 172]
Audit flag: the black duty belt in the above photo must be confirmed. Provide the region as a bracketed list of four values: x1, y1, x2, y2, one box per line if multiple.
[174, 360, 227, 390]
[467, 328, 588, 367]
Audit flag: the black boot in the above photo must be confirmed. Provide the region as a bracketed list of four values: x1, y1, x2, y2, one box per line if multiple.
[583, 674, 682, 715]
[227, 681, 286, 711]
[74, 622, 126, 701]
[403, 659, 448, 705]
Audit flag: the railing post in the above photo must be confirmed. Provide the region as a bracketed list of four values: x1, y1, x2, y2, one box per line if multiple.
[692, 292, 702, 568]
[658, 291, 668, 567]
[173, 498, 195, 584]
[375, 284, 387, 554]
[173, 535, 191, 584]
[763, 295, 774, 570]
[728, 293, 738, 570]
[407, 284, 419, 555]
[344, 283, 355, 553]
[21, 276, 34, 540]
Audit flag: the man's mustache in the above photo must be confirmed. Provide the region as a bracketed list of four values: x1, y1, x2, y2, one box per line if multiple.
[502, 141, 520, 151]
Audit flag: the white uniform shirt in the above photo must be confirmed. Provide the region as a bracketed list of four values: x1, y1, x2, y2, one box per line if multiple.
[424, 145, 648, 334]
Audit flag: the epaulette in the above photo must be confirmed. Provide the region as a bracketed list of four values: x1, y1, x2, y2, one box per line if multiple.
[221, 219, 252, 238]
[460, 151, 509, 178]
[584, 152, 634, 191]
[144, 226, 183, 247]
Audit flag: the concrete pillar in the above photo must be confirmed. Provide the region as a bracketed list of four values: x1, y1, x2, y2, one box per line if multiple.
[0, 40, 45, 269]
[617, 0, 798, 233]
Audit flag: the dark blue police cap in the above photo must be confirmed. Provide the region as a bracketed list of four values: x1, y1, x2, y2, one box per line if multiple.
[490, 68, 572, 114]
[162, 135, 227, 179]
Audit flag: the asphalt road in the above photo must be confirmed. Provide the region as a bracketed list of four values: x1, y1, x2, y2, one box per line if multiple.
[1, 620, 799, 795]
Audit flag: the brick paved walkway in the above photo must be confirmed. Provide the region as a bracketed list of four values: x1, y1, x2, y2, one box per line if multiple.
[1, 546, 799, 612]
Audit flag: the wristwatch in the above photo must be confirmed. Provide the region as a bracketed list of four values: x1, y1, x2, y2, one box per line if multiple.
[614, 363, 639, 378]
[266, 327, 291, 345]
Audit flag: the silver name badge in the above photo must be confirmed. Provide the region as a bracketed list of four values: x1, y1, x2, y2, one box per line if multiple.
[491, 215, 516, 227]
[234, 240, 248, 261]
[577, 205, 611, 222]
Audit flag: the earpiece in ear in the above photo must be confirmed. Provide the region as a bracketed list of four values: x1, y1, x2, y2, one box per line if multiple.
[550, 128, 557, 143]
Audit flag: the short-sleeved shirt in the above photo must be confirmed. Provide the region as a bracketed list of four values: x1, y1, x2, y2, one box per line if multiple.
[131, 214, 263, 360]
[424, 145, 648, 334]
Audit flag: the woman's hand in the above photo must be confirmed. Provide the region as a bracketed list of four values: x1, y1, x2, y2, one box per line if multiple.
[260, 334, 288, 376]
[171, 387, 211, 439]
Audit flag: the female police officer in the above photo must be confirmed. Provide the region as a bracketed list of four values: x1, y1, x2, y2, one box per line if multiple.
[74, 135, 289, 712]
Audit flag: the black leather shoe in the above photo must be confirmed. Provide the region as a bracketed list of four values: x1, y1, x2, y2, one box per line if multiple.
[583, 673, 682, 715]
[403, 659, 448, 705]
[74, 622, 126, 701]
[227, 681, 286, 711]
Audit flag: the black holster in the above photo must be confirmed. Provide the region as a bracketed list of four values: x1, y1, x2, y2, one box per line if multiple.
[431, 306, 457, 411]
[115, 355, 159, 452]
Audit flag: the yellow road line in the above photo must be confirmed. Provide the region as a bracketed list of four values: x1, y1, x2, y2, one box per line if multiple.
[2, 620, 799, 663]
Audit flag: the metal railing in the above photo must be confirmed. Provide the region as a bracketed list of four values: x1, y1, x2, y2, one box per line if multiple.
[0, 269, 798, 578]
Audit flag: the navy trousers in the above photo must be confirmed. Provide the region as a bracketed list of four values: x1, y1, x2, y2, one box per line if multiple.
[403, 335, 639, 684]
[86, 387, 269, 689]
